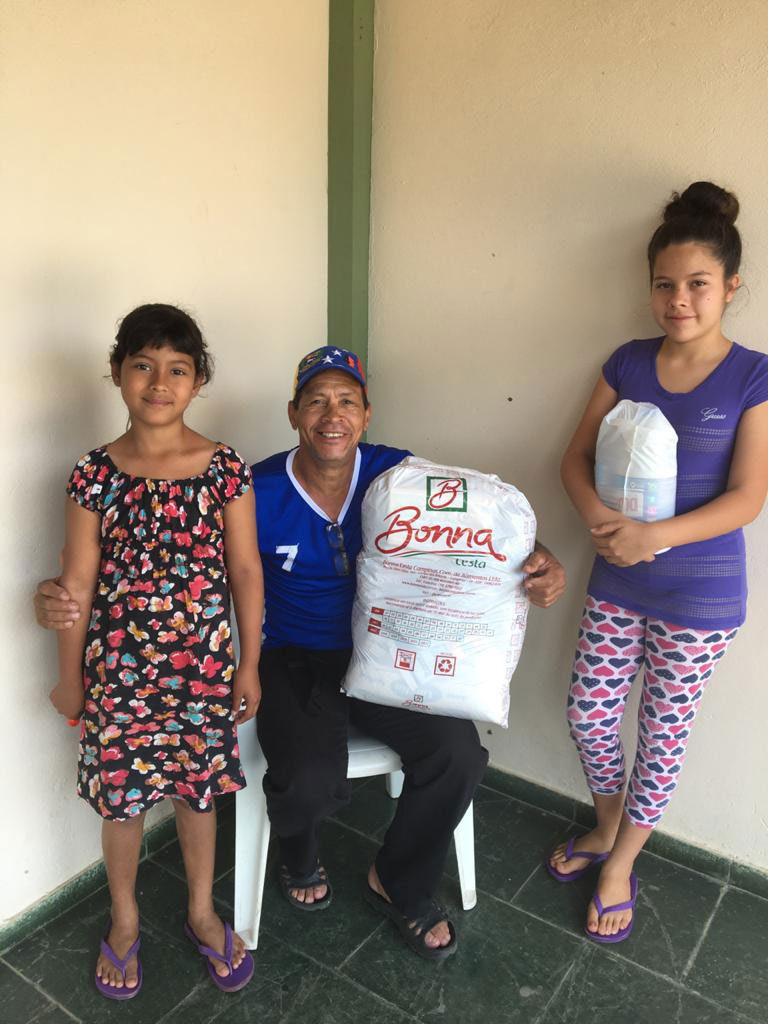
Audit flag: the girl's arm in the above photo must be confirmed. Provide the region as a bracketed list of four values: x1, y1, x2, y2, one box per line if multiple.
[560, 375, 622, 528]
[51, 499, 101, 720]
[594, 401, 768, 565]
[223, 488, 264, 725]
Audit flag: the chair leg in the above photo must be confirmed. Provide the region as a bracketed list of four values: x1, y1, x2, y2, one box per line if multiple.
[234, 719, 271, 950]
[386, 769, 404, 799]
[454, 802, 477, 910]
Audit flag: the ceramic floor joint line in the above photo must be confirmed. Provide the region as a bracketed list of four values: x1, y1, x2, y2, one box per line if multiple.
[680, 882, 728, 981]
[480, 886, 765, 1024]
[480, 782, 576, 828]
[260, 926, 423, 1023]
[152, 978, 213, 1024]
[509, 859, 547, 906]
[531, 955, 581, 1024]
[336, 919, 386, 971]
[0, 954, 84, 1024]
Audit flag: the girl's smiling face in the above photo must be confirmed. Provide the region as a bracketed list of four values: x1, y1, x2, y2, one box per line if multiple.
[651, 242, 740, 347]
[112, 344, 202, 424]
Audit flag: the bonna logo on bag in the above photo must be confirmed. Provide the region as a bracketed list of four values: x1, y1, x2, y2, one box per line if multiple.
[426, 476, 467, 512]
[374, 506, 506, 561]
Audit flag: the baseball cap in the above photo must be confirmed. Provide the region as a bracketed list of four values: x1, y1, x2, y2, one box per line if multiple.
[293, 346, 367, 399]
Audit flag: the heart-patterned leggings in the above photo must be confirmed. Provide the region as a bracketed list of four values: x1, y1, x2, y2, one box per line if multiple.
[567, 594, 738, 829]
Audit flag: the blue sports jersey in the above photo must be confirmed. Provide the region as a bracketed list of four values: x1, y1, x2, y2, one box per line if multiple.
[252, 443, 411, 649]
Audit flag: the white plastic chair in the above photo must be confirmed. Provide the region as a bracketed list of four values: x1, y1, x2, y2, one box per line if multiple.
[233, 717, 477, 949]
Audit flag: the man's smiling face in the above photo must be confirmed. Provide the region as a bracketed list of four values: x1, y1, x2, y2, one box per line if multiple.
[288, 369, 371, 467]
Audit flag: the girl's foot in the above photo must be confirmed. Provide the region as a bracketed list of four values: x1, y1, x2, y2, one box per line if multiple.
[95, 915, 140, 991]
[187, 911, 247, 978]
[587, 864, 634, 936]
[548, 828, 616, 877]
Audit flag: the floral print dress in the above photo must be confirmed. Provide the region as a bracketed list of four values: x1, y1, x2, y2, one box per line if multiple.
[66, 443, 251, 820]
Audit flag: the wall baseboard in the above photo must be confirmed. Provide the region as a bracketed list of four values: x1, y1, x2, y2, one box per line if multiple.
[4, 771, 766, 955]
[483, 765, 768, 899]
[1, 812, 178, 956]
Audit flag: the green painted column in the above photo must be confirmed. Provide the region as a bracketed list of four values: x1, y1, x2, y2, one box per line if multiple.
[327, 0, 375, 367]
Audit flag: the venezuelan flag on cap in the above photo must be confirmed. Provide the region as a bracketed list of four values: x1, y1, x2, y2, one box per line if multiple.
[293, 346, 367, 399]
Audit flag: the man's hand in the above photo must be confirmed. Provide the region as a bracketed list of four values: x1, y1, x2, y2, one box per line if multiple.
[591, 520, 658, 567]
[49, 681, 85, 721]
[34, 578, 82, 630]
[232, 664, 261, 725]
[523, 546, 566, 608]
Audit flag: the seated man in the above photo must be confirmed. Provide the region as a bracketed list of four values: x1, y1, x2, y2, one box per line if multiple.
[35, 345, 566, 960]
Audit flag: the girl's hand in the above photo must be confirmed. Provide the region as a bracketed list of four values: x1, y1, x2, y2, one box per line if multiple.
[49, 682, 85, 721]
[590, 519, 660, 567]
[232, 665, 261, 725]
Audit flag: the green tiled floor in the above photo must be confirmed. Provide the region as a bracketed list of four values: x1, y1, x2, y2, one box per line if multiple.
[3, 775, 767, 1024]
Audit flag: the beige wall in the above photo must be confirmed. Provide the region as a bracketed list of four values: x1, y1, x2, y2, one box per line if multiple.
[1, 0, 328, 925]
[369, 0, 768, 867]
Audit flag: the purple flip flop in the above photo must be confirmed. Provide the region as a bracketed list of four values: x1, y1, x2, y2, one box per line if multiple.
[184, 920, 254, 992]
[546, 837, 610, 883]
[94, 920, 142, 1000]
[585, 872, 638, 943]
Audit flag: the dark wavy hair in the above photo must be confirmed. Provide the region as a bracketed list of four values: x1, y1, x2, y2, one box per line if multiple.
[110, 303, 213, 384]
[647, 181, 741, 282]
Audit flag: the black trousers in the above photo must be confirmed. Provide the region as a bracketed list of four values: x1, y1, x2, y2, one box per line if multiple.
[256, 646, 488, 918]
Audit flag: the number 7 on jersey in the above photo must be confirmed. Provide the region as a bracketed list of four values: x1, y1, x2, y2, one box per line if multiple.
[276, 545, 299, 572]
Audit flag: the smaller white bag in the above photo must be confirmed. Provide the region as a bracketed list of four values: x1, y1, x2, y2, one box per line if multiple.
[595, 400, 677, 522]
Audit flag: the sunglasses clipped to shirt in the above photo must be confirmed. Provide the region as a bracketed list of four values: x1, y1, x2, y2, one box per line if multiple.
[325, 522, 351, 576]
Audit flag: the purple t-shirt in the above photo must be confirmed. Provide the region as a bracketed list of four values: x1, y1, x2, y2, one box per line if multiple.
[588, 338, 768, 629]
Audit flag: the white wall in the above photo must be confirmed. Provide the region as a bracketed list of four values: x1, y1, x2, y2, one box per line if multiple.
[369, 0, 768, 868]
[1, 0, 328, 925]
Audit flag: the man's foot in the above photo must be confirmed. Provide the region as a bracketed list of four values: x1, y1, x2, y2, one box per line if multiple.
[586, 864, 635, 937]
[279, 863, 332, 911]
[95, 914, 140, 992]
[187, 910, 247, 978]
[367, 865, 451, 950]
[548, 828, 615, 879]
[288, 867, 328, 906]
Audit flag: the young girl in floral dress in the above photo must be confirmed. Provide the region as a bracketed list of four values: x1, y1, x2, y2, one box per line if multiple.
[49, 304, 263, 998]
[549, 182, 768, 942]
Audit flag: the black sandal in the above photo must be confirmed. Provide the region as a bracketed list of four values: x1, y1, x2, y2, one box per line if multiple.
[363, 884, 457, 960]
[279, 863, 333, 912]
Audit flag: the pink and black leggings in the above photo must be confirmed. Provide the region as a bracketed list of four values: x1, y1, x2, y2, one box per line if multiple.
[567, 595, 738, 829]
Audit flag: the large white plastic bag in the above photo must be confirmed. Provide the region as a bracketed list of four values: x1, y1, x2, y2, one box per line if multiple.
[595, 400, 678, 521]
[342, 457, 537, 727]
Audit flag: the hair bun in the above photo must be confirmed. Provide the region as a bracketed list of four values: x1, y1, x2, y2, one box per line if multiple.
[663, 181, 739, 225]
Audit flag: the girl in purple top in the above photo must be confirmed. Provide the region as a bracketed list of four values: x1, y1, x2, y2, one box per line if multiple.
[548, 182, 768, 943]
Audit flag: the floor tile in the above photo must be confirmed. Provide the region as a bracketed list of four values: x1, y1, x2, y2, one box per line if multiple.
[514, 850, 722, 981]
[4, 887, 200, 1024]
[0, 960, 60, 1024]
[281, 969, 416, 1024]
[331, 777, 398, 841]
[33, 1006, 79, 1023]
[216, 820, 384, 970]
[343, 893, 582, 1023]
[450, 786, 577, 904]
[540, 946, 745, 1023]
[159, 931, 325, 1024]
[686, 887, 768, 1021]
